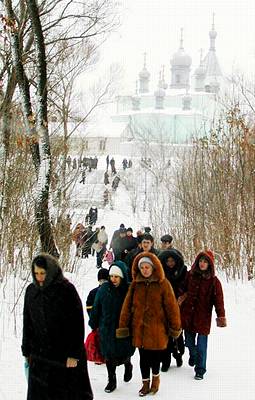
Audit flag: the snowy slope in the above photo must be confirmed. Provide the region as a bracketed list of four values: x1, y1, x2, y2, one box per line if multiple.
[0, 159, 255, 400]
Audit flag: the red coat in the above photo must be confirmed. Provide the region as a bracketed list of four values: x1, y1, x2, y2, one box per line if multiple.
[180, 251, 226, 335]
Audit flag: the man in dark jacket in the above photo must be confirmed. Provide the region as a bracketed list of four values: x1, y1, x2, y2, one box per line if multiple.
[110, 223, 125, 249]
[112, 228, 127, 261]
[119, 227, 138, 261]
[124, 233, 159, 281]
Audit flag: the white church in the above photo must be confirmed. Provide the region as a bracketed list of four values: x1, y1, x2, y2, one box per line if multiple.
[69, 17, 224, 157]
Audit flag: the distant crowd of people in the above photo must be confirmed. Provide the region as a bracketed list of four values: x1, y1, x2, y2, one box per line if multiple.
[76, 155, 133, 206]
[67, 155, 98, 171]
[102, 156, 133, 207]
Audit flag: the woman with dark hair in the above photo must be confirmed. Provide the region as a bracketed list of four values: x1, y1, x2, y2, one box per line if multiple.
[22, 253, 93, 400]
[178, 250, 227, 380]
[158, 249, 188, 371]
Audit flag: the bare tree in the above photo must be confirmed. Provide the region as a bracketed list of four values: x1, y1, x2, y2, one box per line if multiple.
[0, 0, 120, 259]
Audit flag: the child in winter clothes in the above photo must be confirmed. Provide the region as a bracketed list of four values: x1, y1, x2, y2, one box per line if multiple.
[158, 249, 188, 371]
[117, 252, 181, 396]
[89, 261, 134, 393]
[178, 250, 227, 380]
[86, 268, 109, 316]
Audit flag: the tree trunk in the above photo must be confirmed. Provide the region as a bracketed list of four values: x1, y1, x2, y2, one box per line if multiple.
[25, 0, 58, 257]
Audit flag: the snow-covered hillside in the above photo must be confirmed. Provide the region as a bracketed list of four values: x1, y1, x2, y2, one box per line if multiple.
[0, 158, 255, 400]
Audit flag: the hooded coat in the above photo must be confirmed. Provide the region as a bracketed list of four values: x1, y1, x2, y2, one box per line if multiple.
[89, 261, 134, 364]
[117, 252, 181, 350]
[158, 249, 188, 298]
[22, 253, 93, 400]
[180, 251, 226, 335]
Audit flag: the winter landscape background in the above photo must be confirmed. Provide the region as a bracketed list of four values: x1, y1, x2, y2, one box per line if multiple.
[0, 157, 255, 400]
[0, 0, 255, 399]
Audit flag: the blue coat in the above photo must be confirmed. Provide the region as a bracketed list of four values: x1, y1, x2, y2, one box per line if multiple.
[89, 261, 134, 364]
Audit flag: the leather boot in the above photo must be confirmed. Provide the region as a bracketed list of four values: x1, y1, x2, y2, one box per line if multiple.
[150, 374, 160, 394]
[104, 373, 117, 393]
[139, 379, 150, 397]
[124, 361, 133, 382]
[175, 354, 183, 367]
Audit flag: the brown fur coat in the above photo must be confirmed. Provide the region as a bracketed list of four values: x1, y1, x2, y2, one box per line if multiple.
[117, 252, 181, 350]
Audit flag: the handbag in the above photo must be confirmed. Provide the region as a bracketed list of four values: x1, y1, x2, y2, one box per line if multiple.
[103, 250, 114, 265]
[85, 329, 105, 363]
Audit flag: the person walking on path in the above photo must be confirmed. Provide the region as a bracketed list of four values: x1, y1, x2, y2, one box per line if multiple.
[158, 249, 188, 371]
[89, 261, 134, 393]
[178, 250, 227, 380]
[22, 253, 93, 400]
[117, 252, 181, 396]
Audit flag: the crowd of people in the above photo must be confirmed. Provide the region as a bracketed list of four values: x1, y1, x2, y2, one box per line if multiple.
[22, 224, 227, 399]
[67, 155, 98, 171]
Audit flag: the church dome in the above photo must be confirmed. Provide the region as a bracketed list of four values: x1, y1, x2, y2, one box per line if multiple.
[195, 63, 206, 77]
[170, 49, 192, 67]
[171, 29, 192, 68]
[139, 67, 150, 79]
[171, 48, 192, 67]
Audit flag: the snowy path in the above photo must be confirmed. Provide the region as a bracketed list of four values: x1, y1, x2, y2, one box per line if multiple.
[0, 164, 255, 400]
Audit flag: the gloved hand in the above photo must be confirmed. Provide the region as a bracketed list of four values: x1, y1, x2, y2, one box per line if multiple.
[216, 317, 227, 327]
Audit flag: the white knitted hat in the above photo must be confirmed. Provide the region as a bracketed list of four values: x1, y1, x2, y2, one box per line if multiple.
[109, 265, 124, 278]
[138, 256, 154, 269]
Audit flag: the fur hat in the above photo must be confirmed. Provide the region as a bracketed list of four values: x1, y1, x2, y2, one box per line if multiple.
[161, 234, 173, 243]
[138, 256, 154, 269]
[97, 268, 109, 281]
[109, 265, 124, 278]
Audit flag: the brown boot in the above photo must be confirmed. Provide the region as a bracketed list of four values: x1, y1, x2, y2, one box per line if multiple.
[139, 379, 150, 397]
[150, 374, 160, 394]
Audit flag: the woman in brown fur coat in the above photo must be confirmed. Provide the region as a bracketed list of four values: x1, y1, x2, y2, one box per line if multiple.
[116, 252, 181, 396]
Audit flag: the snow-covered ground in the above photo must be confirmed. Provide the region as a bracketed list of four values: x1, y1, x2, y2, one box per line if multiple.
[0, 158, 255, 400]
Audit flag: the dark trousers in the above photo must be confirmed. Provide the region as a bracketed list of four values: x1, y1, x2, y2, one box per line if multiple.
[106, 361, 116, 377]
[96, 246, 106, 268]
[161, 333, 185, 364]
[106, 358, 131, 377]
[139, 349, 163, 379]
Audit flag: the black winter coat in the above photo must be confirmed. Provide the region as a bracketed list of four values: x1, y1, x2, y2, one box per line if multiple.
[22, 253, 93, 400]
[158, 249, 188, 298]
[86, 286, 99, 317]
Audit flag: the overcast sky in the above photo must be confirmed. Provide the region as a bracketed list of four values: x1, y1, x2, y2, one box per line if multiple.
[97, 0, 255, 92]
